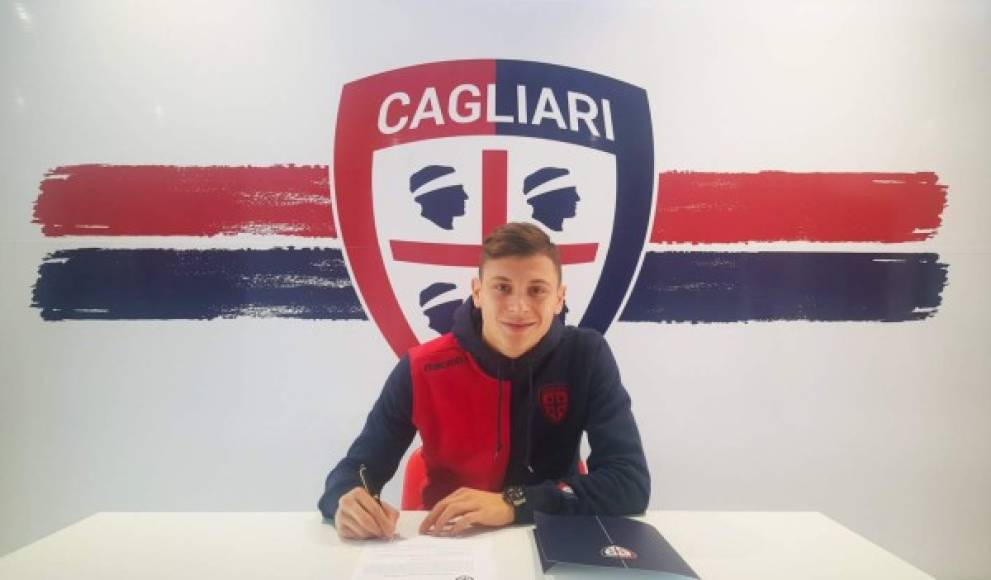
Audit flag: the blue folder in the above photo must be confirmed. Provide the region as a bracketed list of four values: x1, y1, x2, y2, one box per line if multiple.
[533, 512, 700, 579]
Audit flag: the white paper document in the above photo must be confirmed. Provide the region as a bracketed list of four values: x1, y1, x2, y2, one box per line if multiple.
[350, 534, 497, 580]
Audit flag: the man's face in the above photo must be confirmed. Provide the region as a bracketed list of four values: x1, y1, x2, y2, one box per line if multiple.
[471, 254, 566, 359]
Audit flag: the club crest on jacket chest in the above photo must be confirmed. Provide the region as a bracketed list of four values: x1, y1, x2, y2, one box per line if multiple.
[538, 383, 570, 424]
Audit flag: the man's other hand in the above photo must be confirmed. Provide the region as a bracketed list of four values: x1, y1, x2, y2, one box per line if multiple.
[419, 487, 514, 536]
[335, 487, 399, 540]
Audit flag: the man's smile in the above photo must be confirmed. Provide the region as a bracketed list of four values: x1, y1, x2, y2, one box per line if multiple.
[501, 321, 536, 333]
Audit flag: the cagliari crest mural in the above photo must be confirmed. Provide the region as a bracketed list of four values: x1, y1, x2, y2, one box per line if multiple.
[30, 60, 948, 356]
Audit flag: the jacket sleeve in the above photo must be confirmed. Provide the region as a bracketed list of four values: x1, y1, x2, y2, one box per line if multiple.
[519, 335, 651, 521]
[317, 355, 417, 520]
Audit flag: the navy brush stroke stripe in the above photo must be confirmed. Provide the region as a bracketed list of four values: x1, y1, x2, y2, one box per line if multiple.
[32, 248, 366, 321]
[620, 252, 948, 323]
[32, 249, 948, 323]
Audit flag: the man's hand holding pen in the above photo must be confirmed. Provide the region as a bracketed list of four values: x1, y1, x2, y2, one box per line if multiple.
[334, 465, 399, 540]
[334, 487, 399, 539]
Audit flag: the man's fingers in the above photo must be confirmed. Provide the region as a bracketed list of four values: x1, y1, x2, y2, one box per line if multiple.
[419, 497, 450, 533]
[342, 499, 384, 537]
[337, 514, 370, 539]
[419, 509, 439, 534]
[449, 511, 477, 536]
[342, 511, 377, 538]
[337, 518, 362, 540]
[432, 500, 471, 533]
[376, 501, 397, 537]
[335, 519, 353, 539]
[354, 492, 393, 537]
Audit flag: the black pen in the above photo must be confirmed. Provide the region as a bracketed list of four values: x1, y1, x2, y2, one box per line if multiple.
[358, 463, 382, 505]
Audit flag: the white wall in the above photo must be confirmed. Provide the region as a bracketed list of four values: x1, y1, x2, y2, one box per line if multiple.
[2, 2, 989, 579]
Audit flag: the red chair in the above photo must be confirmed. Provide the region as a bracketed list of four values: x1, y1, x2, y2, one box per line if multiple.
[401, 447, 428, 510]
[401, 447, 586, 509]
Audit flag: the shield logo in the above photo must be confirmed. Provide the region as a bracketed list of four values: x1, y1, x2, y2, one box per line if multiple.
[334, 60, 655, 356]
[539, 384, 570, 425]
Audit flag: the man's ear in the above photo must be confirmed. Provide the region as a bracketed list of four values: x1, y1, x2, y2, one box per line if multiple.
[554, 283, 567, 315]
[471, 277, 482, 307]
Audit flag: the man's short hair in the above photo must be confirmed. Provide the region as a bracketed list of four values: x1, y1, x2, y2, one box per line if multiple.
[479, 222, 561, 282]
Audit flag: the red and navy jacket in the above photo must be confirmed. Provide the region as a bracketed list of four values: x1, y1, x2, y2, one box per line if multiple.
[318, 298, 650, 522]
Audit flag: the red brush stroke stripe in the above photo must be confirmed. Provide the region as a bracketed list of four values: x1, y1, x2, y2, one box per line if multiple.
[33, 165, 334, 237]
[651, 171, 947, 244]
[34, 166, 948, 244]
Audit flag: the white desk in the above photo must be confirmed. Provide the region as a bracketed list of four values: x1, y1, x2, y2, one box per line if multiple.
[0, 511, 932, 579]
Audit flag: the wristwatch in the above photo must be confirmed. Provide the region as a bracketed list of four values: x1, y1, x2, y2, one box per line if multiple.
[502, 485, 526, 508]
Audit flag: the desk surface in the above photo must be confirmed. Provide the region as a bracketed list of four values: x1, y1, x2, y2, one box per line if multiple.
[0, 511, 932, 580]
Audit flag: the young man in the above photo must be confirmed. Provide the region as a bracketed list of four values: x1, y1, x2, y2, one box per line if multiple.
[318, 222, 649, 539]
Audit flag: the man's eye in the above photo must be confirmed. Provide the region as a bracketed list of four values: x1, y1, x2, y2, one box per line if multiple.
[529, 287, 548, 296]
[495, 284, 511, 293]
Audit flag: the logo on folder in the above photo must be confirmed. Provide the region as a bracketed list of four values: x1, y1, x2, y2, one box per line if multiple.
[601, 545, 638, 560]
[333, 60, 655, 356]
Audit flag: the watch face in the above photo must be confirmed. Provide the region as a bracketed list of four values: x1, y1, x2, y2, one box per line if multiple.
[505, 486, 526, 507]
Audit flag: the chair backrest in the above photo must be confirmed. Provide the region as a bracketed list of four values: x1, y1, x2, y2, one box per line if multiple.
[401, 446, 427, 510]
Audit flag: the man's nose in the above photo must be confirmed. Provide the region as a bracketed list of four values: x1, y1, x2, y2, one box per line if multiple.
[507, 292, 530, 313]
